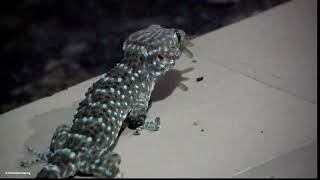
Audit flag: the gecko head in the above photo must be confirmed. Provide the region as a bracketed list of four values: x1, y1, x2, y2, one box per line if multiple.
[123, 24, 192, 76]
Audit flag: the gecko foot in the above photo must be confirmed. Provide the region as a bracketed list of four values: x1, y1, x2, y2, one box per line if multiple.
[143, 117, 160, 131]
[20, 146, 51, 168]
[141, 117, 161, 132]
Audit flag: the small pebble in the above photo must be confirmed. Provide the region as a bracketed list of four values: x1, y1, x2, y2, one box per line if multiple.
[192, 60, 197, 63]
[133, 130, 141, 135]
[201, 129, 204, 132]
[196, 77, 204, 82]
[193, 120, 200, 126]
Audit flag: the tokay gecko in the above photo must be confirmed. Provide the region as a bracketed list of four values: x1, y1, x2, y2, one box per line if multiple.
[20, 24, 193, 178]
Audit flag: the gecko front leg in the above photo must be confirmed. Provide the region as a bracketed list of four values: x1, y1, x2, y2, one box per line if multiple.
[125, 97, 160, 133]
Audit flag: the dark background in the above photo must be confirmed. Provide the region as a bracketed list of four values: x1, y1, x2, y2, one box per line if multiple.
[0, 0, 289, 114]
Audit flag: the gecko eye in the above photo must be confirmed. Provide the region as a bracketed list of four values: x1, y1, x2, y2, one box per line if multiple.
[175, 32, 181, 43]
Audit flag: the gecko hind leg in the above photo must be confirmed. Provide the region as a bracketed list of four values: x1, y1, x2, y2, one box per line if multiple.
[21, 124, 70, 168]
[20, 146, 52, 168]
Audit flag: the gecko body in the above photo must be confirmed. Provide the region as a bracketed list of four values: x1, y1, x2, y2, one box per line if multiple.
[21, 25, 191, 178]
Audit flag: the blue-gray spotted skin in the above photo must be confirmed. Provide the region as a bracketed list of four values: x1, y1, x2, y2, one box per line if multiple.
[33, 25, 188, 178]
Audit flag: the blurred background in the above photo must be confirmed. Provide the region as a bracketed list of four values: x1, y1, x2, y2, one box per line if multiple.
[0, 0, 289, 114]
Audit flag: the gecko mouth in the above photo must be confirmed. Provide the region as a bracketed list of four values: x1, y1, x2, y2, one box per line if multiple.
[181, 37, 194, 59]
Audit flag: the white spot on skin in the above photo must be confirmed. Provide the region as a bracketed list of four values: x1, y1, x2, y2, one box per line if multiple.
[118, 78, 122, 82]
[128, 90, 132, 94]
[101, 89, 106, 93]
[110, 88, 115, 93]
[107, 126, 111, 131]
[108, 109, 112, 114]
[134, 73, 139, 77]
[135, 85, 139, 89]
[69, 152, 76, 159]
[98, 117, 103, 123]
[138, 70, 142, 74]
[87, 137, 92, 143]
[131, 76, 135, 81]
[116, 102, 121, 106]
[114, 112, 118, 116]
[123, 85, 127, 90]
[121, 95, 125, 99]
[83, 117, 88, 122]
[117, 90, 121, 95]
[112, 117, 115, 121]
[102, 104, 107, 108]
[80, 161, 86, 167]
[110, 100, 114, 105]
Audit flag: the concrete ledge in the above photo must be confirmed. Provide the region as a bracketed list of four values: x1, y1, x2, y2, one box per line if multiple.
[0, 0, 317, 178]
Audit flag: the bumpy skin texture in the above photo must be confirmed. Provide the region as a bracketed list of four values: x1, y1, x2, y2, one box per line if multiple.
[22, 25, 188, 178]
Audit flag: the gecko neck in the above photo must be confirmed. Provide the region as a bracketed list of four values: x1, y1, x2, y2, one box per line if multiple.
[120, 54, 175, 82]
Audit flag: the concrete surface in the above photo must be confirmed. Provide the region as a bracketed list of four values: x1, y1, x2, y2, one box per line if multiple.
[0, 0, 317, 178]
